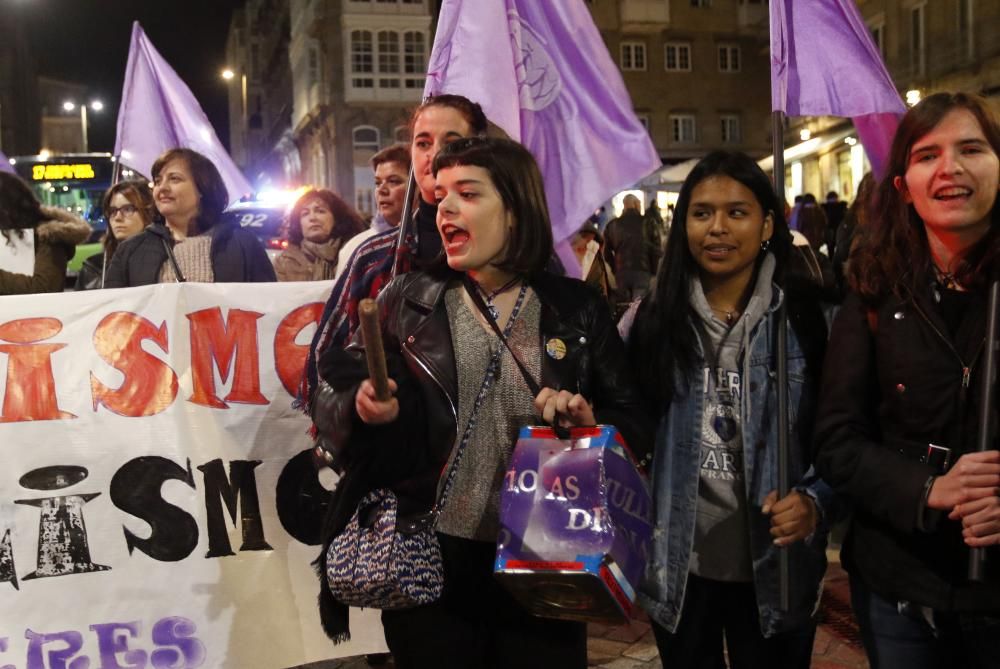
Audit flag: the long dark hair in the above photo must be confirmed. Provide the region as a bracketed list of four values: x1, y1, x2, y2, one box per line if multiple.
[151, 148, 228, 234]
[0, 172, 44, 244]
[433, 136, 553, 277]
[101, 180, 155, 256]
[850, 92, 1000, 300]
[286, 188, 365, 245]
[628, 150, 792, 411]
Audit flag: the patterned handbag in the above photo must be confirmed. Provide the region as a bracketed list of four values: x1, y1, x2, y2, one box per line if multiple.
[325, 489, 443, 609]
[324, 281, 531, 610]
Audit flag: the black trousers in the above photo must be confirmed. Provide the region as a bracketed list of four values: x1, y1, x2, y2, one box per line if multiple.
[381, 533, 587, 669]
[650, 573, 815, 669]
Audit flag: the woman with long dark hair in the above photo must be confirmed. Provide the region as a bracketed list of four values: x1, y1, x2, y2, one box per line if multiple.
[315, 137, 651, 667]
[625, 151, 832, 668]
[814, 92, 1000, 668]
[104, 147, 275, 286]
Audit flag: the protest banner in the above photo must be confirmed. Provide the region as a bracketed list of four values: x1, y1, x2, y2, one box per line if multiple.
[0, 282, 386, 669]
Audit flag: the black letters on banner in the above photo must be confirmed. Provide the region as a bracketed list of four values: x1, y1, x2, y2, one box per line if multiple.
[110, 456, 199, 562]
[197, 459, 272, 557]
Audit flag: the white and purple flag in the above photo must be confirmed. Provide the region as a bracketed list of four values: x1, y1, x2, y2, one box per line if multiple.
[770, 0, 907, 175]
[114, 22, 251, 204]
[0, 150, 14, 175]
[424, 0, 660, 275]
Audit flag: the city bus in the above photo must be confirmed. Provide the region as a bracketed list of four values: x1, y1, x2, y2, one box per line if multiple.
[9, 153, 119, 284]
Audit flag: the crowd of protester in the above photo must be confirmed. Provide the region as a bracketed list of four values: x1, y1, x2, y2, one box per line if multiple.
[1, 90, 998, 669]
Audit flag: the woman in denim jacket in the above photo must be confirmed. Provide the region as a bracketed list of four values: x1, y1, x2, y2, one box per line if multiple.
[623, 151, 835, 668]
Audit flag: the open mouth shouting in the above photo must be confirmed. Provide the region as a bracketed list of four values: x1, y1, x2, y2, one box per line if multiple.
[440, 223, 471, 253]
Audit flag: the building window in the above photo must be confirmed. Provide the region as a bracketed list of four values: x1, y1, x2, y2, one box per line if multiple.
[720, 115, 741, 144]
[910, 3, 925, 77]
[403, 31, 426, 89]
[349, 28, 427, 93]
[636, 115, 650, 132]
[353, 126, 381, 154]
[718, 45, 740, 73]
[958, 0, 974, 60]
[378, 31, 401, 88]
[691, 0, 711, 6]
[665, 43, 692, 72]
[869, 21, 885, 59]
[351, 30, 374, 88]
[620, 42, 647, 71]
[308, 46, 320, 86]
[356, 188, 374, 215]
[670, 115, 697, 144]
[394, 125, 409, 143]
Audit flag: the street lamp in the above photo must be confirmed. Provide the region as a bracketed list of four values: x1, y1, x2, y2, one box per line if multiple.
[221, 68, 248, 166]
[63, 99, 103, 153]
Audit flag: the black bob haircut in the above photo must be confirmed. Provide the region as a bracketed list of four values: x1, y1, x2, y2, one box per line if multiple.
[432, 136, 553, 277]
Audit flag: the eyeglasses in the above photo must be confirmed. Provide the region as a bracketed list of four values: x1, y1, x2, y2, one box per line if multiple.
[107, 204, 139, 218]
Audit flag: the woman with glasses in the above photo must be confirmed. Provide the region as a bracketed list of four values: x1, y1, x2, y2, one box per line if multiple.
[78, 180, 155, 290]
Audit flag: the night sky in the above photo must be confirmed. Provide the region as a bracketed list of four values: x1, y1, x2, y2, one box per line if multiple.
[21, 0, 245, 153]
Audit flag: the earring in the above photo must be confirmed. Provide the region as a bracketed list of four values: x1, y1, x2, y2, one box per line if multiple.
[761, 239, 771, 251]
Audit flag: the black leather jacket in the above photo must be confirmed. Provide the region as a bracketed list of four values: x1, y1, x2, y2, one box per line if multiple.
[315, 267, 653, 518]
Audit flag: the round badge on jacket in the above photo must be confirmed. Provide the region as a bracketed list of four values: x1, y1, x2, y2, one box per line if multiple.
[546, 338, 567, 360]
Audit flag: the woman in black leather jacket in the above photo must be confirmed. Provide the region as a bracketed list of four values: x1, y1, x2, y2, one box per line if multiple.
[814, 92, 1000, 668]
[314, 137, 652, 668]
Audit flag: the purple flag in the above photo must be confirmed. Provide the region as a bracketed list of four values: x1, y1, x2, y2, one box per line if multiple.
[0, 150, 13, 175]
[425, 0, 660, 276]
[770, 0, 906, 175]
[114, 22, 251, 204]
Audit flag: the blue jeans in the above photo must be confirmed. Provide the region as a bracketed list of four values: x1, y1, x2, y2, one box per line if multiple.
[649, 573, 815, 669]
[850, 577, 1000, 669]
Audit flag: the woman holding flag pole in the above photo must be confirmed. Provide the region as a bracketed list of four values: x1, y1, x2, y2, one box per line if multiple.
[814, 92, 1000, 668]
[623, 151, 833, 668]
[302, 95, 488, 429]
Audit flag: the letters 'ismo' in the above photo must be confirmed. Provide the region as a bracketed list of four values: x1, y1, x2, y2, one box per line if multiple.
[0, 283, 389, 668]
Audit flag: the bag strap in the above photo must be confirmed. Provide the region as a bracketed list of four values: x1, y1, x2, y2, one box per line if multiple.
[161, 237, 187, 283]
[462, 275, 541, 396]
[432, 280, 531, 519]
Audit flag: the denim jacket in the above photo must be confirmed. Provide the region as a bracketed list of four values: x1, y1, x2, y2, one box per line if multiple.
[636, 282, 835, 637]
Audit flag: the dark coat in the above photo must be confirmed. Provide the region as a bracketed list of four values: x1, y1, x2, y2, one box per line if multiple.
[814, 287, 1000, 612]
[312, 268, 655, 641]
[77, 250, 106, 290]
[604, 210, 661, 275]
[104, 221, 276, 287]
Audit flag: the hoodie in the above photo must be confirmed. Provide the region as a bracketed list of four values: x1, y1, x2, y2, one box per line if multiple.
[0, 206, 90, 295]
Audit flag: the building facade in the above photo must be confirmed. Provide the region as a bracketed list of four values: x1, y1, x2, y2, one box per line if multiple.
[587, 0, 772, 163]
[287, 0, 432, 216]
[0, 13, 40, 156]
[225, 0, 295, 189]
[778, 0, 1000, 204]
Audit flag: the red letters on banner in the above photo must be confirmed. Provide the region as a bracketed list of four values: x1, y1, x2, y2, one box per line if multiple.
[188, 308, 267, 408]
[0, 318, 76, 423]
[91, 312, 179, 418]
[0, 304, 323, 424]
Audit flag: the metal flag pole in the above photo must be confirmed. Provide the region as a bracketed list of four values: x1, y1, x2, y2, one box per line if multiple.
[389, 163, 418, 280]
[969, 274, 999, 581]
[772, 109, 791, 611]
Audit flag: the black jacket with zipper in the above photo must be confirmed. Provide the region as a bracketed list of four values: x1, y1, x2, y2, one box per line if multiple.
[814, 285, 1000, 611]
[103, 221, 276, 287]
[311, 266, 654, 641]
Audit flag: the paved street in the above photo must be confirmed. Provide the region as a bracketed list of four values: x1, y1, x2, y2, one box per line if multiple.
[311, 557, 868, 669]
